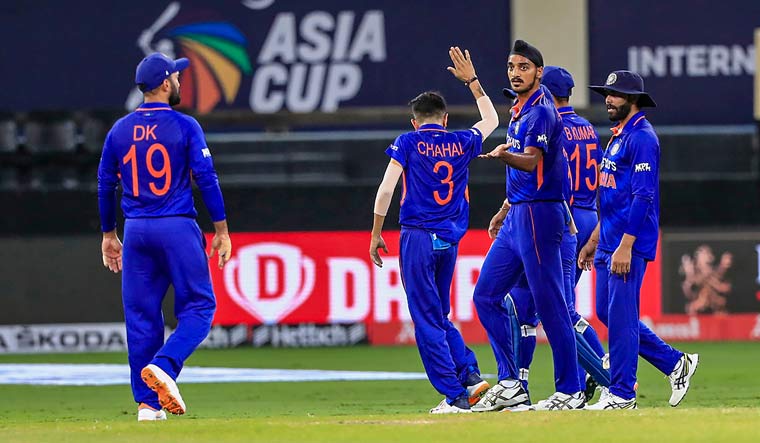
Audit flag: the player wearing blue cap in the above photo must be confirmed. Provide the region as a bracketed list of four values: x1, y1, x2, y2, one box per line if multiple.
[369, 47, 499, 414]
[98, 52, 231, 421]
[472, 40, 585, 412]
[580, 70, 699, 409]
[504, 66, 610, 403]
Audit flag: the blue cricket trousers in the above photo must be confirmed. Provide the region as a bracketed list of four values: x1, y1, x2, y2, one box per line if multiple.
[399, 228, 479, 404]
[512, 224, 600, 391]
[122, 216, 216, 409]
[594, 250, 681, 399]
[572, 207, 599, 287]
[568, 207, 605, 361]
[473, 202, 580, 394]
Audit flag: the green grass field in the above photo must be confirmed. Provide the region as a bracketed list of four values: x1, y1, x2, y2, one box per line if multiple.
[1, 342, 759, 442]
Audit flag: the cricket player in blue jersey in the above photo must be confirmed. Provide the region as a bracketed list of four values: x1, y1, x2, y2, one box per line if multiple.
[506, 66, 610, 403]
[472, 40, 585, 411]
[580, 70, 698, 409]
[369, 47, 499, 414]
[98, 53, 231, 421]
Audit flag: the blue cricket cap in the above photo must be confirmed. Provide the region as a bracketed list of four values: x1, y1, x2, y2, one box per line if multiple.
[589, 70, 656, 107]
[542, 66, 574, 98]
[135, 52, 189, 92]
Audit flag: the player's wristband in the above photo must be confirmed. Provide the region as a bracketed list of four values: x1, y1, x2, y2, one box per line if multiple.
[464, 76, 478, 86]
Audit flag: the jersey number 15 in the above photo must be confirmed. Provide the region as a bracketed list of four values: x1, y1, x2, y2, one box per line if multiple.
[568, 143, 598, 191]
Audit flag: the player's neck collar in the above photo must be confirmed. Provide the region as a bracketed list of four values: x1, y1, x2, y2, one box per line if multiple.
[557, 106, 574, 115]
[512, 88, 544, 121]
[417, 123, 446, 132]
[611, 111, 646, 136]
[136, 102, 174, 111]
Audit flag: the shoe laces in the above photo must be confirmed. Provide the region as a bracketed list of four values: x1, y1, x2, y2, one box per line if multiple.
[479, 383, 505, 404]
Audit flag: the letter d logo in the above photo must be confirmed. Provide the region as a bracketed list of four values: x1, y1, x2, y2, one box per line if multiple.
[224, 242, 315, 324]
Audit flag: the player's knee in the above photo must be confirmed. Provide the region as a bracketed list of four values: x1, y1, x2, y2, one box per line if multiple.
[472, 288, 496, 311]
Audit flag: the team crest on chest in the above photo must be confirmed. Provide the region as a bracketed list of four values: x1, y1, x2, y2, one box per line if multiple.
[514, 121, 520, 133]
[609, 142, 621, 156]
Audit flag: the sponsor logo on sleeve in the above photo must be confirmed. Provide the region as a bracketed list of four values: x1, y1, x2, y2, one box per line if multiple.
[635, 162, 651, 172]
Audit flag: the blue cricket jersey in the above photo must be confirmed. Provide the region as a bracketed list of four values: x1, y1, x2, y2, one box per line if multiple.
[97, 102, 226, 232]
[385, 123, 483, 243]
[558, 106, 601, 211]
[598, 111, 659, 260]
[505, 86, 566, 204]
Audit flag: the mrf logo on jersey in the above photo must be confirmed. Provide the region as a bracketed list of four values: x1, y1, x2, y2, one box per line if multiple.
[635, 162, 651, 172]
[128, 1, 386, 114]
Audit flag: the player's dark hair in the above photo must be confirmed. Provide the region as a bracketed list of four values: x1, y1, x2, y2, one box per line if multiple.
[554, 96, 570, 101]
[409, 91, 447, 121]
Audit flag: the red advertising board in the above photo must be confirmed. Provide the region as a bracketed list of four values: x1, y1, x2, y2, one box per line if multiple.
[207, 230, 759, 344]
[208, 230, 495, 326]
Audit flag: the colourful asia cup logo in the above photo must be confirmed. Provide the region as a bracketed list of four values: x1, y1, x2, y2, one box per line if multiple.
[125, 1, 386, 114]
[169, 23, 252, 113]
[125, 2, 253, 114]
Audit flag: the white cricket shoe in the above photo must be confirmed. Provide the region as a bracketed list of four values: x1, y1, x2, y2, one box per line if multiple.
[585, 388, 637, 410]
[471, 379, 529, 412]
[429, 398, 472, 414]
[141, 364, 186, 415]
[532, 391, 586, 411]
[668, 353, 699, 407]
[137, 403, 167, 421]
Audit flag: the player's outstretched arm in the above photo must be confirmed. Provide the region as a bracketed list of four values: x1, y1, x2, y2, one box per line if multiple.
[370, 160, 403, 267]
[479, 145, 542, 172]
[209, 220, 231, 269]
[446, 46, 498, 139]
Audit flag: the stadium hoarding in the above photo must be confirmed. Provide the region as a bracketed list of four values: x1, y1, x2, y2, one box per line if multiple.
[588, 0, 759, 124]
[0, 322, 367, 354]
[207, 230, 660, 338]
[208, 230, 606, 326]
[366, 314, 760, 345]
[0, 323, 129, 354]
[0, 0, 509, 114]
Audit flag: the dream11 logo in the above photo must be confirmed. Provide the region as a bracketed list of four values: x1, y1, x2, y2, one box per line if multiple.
[224, 243, 315, 324]
[127, 1, 387, 114]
